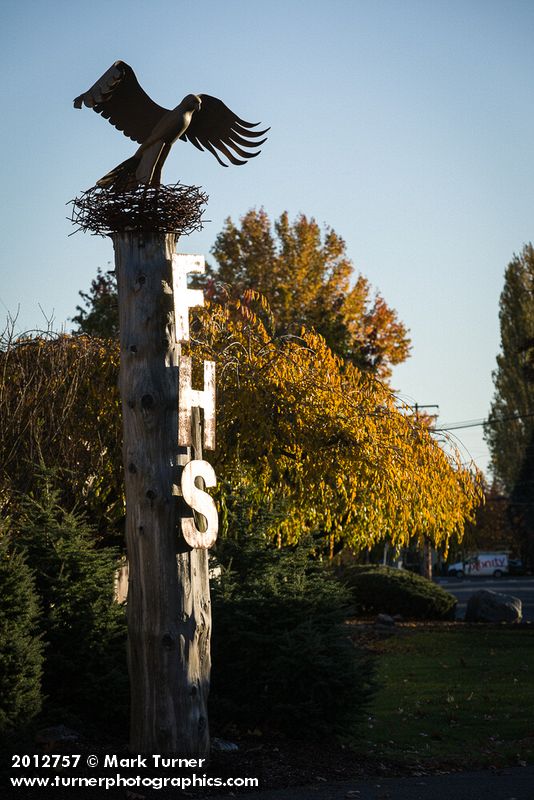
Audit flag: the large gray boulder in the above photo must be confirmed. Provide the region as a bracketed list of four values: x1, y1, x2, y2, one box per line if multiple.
[465, 589, 522, 623]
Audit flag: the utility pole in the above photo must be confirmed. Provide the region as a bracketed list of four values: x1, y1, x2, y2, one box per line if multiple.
[412, 403, 439, 580]
[413, 403, 439, 421]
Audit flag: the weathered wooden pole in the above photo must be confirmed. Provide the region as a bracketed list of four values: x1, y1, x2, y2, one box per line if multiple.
[114, 231, 211, 756]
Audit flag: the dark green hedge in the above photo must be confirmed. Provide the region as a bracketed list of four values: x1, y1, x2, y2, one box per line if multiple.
[339, 565, 457, 620]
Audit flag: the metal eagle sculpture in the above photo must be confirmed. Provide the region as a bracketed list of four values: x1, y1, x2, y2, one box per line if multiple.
[74, 60, 269, 190]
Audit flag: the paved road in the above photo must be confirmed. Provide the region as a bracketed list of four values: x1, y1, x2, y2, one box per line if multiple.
[208, 766, 534, 799]
[435, 576, 534, 621]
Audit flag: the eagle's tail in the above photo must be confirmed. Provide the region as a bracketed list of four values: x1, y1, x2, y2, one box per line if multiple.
[96, 156, 141, 190]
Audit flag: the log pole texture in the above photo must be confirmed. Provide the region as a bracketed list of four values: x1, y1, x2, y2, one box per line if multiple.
[113, 232, 211, 756]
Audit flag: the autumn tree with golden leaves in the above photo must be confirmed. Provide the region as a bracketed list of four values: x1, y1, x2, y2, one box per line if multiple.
[1, 293, 481, 558]
[206, 209, 411, 379]
[189, 291, 482, 557]
[2, 206, 482, 558]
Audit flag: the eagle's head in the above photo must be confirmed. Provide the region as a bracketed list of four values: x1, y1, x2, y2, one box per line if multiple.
[182, 94, 202, 113]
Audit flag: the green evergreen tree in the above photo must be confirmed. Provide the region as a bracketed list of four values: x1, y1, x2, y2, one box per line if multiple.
[210, 482, 376, 737]
[0, 531, 44, 735]
[485, 244, 534, 490]
[211, 531, 376, 737]
[72, 267, 119, 338]
[15, 480, 127, 725]
[508, 438, 534, 568]
[486, 244, 534, 567]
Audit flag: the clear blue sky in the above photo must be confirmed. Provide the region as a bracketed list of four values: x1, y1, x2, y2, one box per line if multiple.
[2, 0, 534, 477]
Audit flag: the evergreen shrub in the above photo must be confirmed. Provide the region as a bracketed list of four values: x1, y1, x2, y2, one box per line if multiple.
[0, 532, 43, 735]
[339, 565, 457, 620]
[210, 536, 376, 738]
[15, 483, 128, 728]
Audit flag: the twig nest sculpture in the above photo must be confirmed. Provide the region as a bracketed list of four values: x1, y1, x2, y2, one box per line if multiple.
[69, 183, 208, 237]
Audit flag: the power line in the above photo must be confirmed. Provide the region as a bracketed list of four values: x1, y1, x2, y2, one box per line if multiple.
[434, 411, 534, 432]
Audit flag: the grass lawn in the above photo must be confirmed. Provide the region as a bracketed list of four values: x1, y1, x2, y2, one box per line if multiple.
[355, 624, 534, 769]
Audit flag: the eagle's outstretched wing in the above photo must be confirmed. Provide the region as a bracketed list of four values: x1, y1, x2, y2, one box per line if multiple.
[180, 94, 269, 166]
[73, 61, 169, 144]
